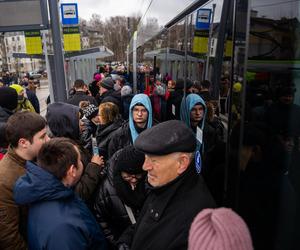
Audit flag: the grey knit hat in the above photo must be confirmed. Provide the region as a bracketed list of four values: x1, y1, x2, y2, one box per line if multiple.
[100, 77, 114, 90]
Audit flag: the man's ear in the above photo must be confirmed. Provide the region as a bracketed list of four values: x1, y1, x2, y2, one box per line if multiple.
[67, 165, 77, 178]
[18, 138, 30, 149]
[177, 153, 191, 175]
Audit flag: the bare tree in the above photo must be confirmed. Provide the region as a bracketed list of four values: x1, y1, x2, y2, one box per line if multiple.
[82, 14, 141, 61]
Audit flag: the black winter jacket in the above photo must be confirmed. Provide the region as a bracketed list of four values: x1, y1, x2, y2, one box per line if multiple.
[107, 122, 132, 159]
[121, 95, 133, 120]
[94, 150, 146, 249]
[0, 106, 13, 147]
[166, 89, 183, 120]
[26, 89, 40, 113]
[127, 164, 216, 250]
[66, 91, 98, 107]
[96, 117, 124, 160]
[96, 90, 121, 109]
[80, 118, 98, 154]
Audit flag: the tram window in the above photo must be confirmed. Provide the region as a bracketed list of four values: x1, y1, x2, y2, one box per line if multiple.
[231, 0, 300, 249]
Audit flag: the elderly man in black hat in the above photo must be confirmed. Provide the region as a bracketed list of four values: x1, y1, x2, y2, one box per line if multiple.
[118, 120, 215, 250]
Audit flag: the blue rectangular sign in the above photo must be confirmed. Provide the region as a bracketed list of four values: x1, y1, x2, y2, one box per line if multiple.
[61, 3, 79, 25]
[196, 9, 212, 30]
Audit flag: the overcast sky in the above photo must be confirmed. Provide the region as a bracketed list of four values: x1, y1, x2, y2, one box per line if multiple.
[60, 0, 149, 21]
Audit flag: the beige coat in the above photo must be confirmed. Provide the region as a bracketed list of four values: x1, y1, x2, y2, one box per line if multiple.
[0, 147, 27, 250]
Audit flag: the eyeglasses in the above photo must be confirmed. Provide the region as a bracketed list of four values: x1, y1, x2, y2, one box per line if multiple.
[121, 173, 143, 181]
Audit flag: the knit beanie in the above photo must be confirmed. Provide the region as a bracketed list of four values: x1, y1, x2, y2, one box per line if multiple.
[94, 73, 102, 82]
[0, 87, 18, 111]
[82, 104, 99, 120]
[188, 208, 253, 250]
[100, 77, 114, 90]
[114, 145, 145, 174]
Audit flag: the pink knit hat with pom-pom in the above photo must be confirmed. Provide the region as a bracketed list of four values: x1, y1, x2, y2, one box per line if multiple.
[188, 208, 253, 250]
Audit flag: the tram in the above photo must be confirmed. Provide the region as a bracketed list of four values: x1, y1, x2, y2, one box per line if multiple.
[128, 0, 300, 249]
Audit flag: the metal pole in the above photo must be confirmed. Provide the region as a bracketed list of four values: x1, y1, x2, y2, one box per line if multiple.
[183, 15, 189, 97]
[41, 30, 54, 103]
[205, 4, 216, 80]
[48, 0, 67, 102]
[133, 31, 137, 94]
[126, 45, 129, 74]
[211, 0, 232, 99]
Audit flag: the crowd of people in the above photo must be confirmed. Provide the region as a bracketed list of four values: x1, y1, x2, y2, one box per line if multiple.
[0, 65, 257, 250]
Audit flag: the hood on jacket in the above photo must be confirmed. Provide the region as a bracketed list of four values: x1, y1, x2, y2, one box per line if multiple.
[129, 94, 153, 142]
[180, 93, 207, 131]
[14, 161, 73, 205]
[46, 102, 80, 140]
[0, 86, 18, 111]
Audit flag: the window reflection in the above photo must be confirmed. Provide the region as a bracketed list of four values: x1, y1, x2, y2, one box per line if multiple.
[234, 0, 300, 249]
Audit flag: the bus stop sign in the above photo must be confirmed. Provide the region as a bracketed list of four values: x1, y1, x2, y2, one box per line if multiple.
[196, 9, 212, 30]
[61, 3, 79, 25]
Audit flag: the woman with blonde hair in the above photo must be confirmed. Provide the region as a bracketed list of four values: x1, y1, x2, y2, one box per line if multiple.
[96, 102, 124, 160]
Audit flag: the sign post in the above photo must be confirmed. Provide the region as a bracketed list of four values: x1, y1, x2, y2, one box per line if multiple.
[193, 9, 212, 54]
[61, 3, 79, 26]
[205, 4, 216, 80]
[25, 30, 43, 55]
[48, 0, 67, 102]
[196, 9, 212, 30]
[61, 3, 81, 52]
[63, 27, 81, 52]
[192, 8, 214, 80]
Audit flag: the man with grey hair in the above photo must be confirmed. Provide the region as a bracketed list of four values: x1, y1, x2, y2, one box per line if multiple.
[118, 120, 215, 250]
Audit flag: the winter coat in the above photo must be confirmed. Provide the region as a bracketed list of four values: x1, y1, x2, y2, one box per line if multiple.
[166, 89, 183, 120]
[96, 90, 121, 110]
[26, 88, 40, 113]
[13, 161, 107, 250]
[66, 90, 98, 107]
[128, 163, 215, 250]
[80, 118, 98, 154]
[121, 94, 134, 120]
[16, 97, 36, 112]
[108, 94, 153, 158]
[107, 122, 132, 159]
[96, 117, 124, 160]
[0, 106, 13, 148]
[89, 80, 100, 97]
[94, 150, 146, 249]
[0, 147, 27, 250]
[199, 90, 212, 102]
[46, 102, 103, 202]
[151, 83, 167, 121]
